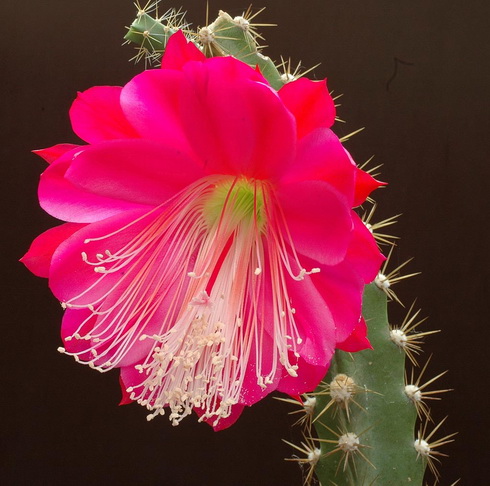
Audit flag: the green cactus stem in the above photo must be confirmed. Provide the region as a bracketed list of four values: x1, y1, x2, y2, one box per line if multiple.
[124, 9, 188, 64]
[199, 11, 284, 89]
[124, 8, 285, 89]
[312, 283, 426, 485]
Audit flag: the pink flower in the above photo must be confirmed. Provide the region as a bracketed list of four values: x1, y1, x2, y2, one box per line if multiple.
[22, 32, 384, 430]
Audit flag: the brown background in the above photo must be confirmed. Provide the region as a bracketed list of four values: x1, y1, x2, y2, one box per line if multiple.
[2, 0, 488, 484]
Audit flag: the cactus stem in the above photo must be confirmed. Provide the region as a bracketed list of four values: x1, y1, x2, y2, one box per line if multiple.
[405, 358, 452, 420]
[283, 436, 321, 486]
[414, 417, 457, 479]
[390, 301, 440, 366]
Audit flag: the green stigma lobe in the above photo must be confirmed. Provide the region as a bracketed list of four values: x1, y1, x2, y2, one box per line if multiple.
[203, 179, 265, 229]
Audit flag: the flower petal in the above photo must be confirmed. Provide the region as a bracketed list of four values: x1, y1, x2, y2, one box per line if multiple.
[346, 214, 385, 283]
[120, 68, 189, 147]
[281, 127, 356, 202]
[51, 208, 189, 368]
[285, 272, 336, 367]
[70, 86, 140, 143]
[49, 208, 159, 302]
[354, 166, 385, 206]
[178, 58, 296, 180]
[336, 317, 372, 352]
[195, 402, 245, 431]
[64, 139, 205, 207]
[277, 358, 328, 395]
[161, 30, 206, 70]
[279, 78, 336, 138]
[21, 223, 86, 277]
[275, 180, 352, 265]
[33, 143, 80, 164]
[39, 153, 149, 223]
[313, 263, 364, 344]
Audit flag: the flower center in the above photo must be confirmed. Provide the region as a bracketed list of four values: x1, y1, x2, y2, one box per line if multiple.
[59, 175, 321, 427]
[203, 178, 266, 230]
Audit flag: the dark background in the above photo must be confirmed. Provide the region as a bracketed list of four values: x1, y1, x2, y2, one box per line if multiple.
[2, 0, 488, 484]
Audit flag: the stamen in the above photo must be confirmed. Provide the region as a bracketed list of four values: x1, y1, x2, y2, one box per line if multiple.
[61, 175, 323, 425]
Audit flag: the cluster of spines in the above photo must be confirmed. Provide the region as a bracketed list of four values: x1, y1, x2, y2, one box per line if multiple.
[124, 2, 320, 90]
[123, 1, 190, 66]
[281, 223, 457, 484]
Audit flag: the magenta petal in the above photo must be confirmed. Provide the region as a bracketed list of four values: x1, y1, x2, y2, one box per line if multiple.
[277, 358, 328, 395]
[276, 180, 352, 265]
[49, 208, 157, 302]
[39, 153, 149, 223]
[347, 214, 385, 283]
[179, 58, 296, 180]
[70, 86, 140, 143]
[33, 144, 80, 164]
[119, 373, 133, 405]
[21, 223, 86, 277]
[336, 317, 372, 352]
[354, 166, 385, 206]
[65, 139, 205, 207]
[281, 127, 356, 202]
[60, 305, 159, 368]
[161, 30, 206, 69]
[279, 78, 336, 138]
[51, 208, 188, 368]
[195, 403, 246, 431]
[239, 324, 281, 406]
[314, 262, 364, 344]
[120, 69, 189, 147]
[285, 273, 336, 366]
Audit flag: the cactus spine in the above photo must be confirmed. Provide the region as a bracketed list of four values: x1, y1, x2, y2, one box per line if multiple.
[124, 4, 455, 484]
